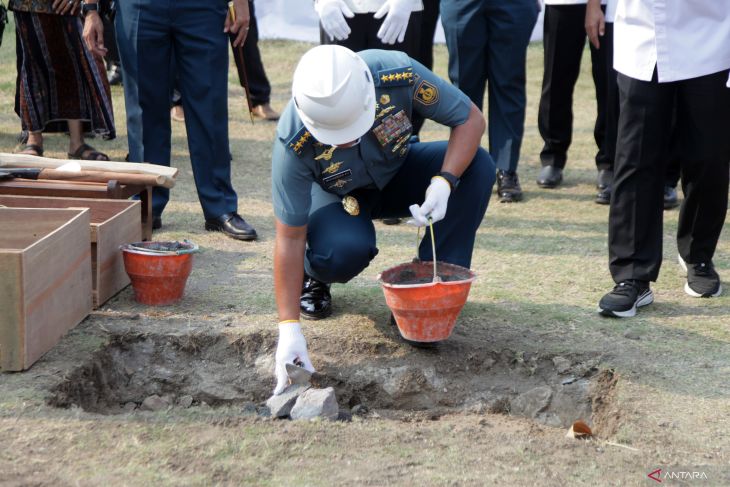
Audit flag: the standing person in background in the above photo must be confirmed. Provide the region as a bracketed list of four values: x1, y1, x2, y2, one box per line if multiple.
[586, 0, 679, 208]
[537, 0, 608, 192]
[245, 0, 280, 121]
[440, 0, 539, 203]
[597, 0, 730, 317]
[11, 0, 115, 160]
[85, 0, 258, 240]
[315, 0, 424, 134]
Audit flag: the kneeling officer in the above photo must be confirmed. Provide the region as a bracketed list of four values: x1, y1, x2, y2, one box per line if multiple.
[272, 45, 495, 394]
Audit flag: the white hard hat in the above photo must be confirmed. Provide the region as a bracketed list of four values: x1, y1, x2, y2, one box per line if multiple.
[292, 45, 376, 146]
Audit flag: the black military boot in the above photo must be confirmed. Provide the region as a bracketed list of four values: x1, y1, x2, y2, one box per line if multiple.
[300, 274, 332, 320]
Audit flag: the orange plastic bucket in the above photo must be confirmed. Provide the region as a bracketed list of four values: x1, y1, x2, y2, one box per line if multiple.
[121, 241, 197, 306]
[379, 261, 476, 342]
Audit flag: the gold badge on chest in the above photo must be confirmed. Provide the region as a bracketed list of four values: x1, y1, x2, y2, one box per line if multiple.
[322, 161, 343, 175]
[379, 94, 390, 105]
[342, 195, 360, 216]
[315, 146, 337, 161]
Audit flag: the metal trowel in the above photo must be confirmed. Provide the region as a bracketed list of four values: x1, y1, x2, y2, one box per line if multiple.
[285, 361, 313, 386]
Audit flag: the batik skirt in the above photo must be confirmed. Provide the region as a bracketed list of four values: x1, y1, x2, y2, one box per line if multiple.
[14, 11, 115, 138]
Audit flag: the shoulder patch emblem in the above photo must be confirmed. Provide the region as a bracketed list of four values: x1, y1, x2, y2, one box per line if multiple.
[415, 80, 439, 106]
[376, 66, 414, 87]
[287, 127, 312, 156]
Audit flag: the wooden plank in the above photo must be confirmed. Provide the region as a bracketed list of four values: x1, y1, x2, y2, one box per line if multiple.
[95, 202, 140, 306]
[21, 209, 92, 369]
[0, 196, 141, 308]
[0, 152, 178, 179]
[0, 252, 24, 370]
[0, 183, 152, 241]
[0, 208, 92, 371]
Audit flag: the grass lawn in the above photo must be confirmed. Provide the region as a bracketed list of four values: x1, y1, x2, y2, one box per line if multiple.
[1, 17, 729, 487]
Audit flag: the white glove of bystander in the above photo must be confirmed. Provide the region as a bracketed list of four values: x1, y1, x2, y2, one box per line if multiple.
[315, 0, 355, 41]
[273, 321, 315, 395]
[374, 0, 413, 45]
[408, 176, 451, 227]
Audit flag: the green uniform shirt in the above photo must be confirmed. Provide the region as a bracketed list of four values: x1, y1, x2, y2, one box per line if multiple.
[272, 49, 473, 227]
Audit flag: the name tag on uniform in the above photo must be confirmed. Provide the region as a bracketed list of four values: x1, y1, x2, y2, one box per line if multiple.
[323, 169, 352, 190]
[372, 109, 412, 147]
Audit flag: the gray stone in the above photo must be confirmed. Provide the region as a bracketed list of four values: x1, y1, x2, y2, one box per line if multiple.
[290, 387, 339, 421]
[123, 402, 137, 412]
[177, 395, 194, 408]
[510, 386, 553, 418]
[266, 384, 309, 418]
[240, 402, 258, 416]
[140, 394, 169, 412]
[552, 356, 571, 374]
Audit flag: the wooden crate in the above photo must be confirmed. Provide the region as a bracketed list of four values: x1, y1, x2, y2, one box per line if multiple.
[0, 196, 141, 307]
[0, 208, 92, 371]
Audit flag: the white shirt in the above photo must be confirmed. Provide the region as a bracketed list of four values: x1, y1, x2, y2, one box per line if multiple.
[605, 0, 616, 22]
[336, 0, 423, 13]
[614, 0, 730, 83]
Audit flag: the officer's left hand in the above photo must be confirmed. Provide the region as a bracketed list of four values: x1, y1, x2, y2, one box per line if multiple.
[374, 0, 413, 45]
[408, 176, 451, 227]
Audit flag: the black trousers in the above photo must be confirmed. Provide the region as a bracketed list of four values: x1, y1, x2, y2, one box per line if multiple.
[538, 4, 608, 170]
[416, 0, 439, 70]
[609, 69, 730, 283]
[243, 0, 271, 107]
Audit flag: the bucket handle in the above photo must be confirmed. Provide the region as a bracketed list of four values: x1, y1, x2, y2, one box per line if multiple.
[415, 218, 440, 283]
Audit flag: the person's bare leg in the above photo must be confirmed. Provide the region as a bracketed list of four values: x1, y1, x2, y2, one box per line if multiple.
[19, 131, 43, 155]
[67, 119, 84, 154]
[67, 119, 108, 160]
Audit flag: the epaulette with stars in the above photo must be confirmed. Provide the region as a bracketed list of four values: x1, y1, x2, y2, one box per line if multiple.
[287, 126, 313, 156]
[375, 66, 414, 87]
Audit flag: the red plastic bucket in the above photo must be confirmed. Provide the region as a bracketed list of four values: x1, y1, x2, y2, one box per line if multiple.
[379, 261, 476, 342]
[121, 241, 197, 306]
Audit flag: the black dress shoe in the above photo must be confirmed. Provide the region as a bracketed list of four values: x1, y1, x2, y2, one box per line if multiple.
[595, 186, 611, 205]
[496, 170, 523, 202]
[595, 169, 613, 205]
[536, 165, 563, 188]
[664, 185, 679, 210]
[205, 212, 258, 240]
[301, 274, 332, 320]
[152, 216, 162, 230]
[596, 169, 613, 190]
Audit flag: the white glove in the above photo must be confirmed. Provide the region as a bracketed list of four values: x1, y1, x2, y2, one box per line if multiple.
[408, 176, 451, 227]
[374, 0, 413, 45]
[315, 0, 355, 42]
[273, 322, 315, 395]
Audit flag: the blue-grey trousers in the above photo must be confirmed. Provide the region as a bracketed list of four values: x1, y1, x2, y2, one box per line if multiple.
[441, 0, 538, 172]
[115, 0, 237, 219]
[305, 142, 495, 284]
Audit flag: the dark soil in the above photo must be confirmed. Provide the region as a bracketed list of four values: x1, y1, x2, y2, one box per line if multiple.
[49, 331, 617, 432]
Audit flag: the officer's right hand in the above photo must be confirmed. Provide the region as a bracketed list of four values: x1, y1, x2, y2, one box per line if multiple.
[408, 176, 451, 227]
[315, 0, 355, 41]
[274, 321, 315, 395]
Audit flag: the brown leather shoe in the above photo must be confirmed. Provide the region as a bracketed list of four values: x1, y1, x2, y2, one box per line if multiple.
[252, 103, 280, 121]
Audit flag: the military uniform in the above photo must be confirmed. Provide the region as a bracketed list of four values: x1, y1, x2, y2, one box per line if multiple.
[272, 49, 495, 284]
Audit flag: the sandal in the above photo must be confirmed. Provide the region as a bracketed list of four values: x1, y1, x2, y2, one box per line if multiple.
[68, 143, 109, 161]
[17, 144, 44, 157]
